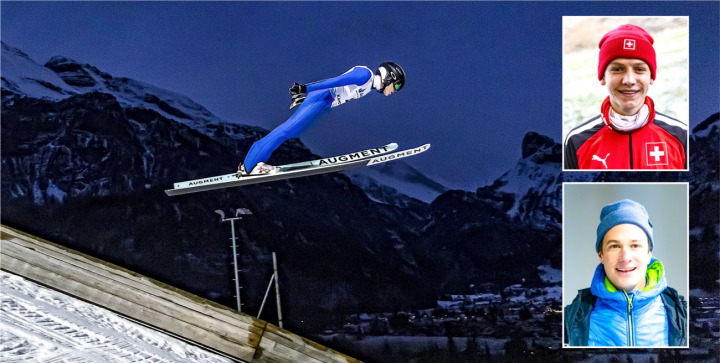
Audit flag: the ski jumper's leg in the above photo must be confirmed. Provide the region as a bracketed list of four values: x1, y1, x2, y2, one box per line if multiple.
[243, 89, 334, 171]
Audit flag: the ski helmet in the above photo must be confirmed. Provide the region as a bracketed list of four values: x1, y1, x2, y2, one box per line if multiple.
[376, 62, 405, 92]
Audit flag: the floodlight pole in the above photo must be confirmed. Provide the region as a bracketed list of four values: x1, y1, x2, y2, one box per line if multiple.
[273, 252, 283, 329]
[215, 208, 252, 313]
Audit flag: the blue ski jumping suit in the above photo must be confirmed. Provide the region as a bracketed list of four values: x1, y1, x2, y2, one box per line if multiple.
[243, 66, 376, 172]
[564, 258, 687, 347]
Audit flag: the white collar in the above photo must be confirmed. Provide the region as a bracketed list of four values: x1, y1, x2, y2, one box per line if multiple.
[608, 105, 650, 132]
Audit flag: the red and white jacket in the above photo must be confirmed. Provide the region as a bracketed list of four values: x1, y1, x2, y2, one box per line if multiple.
[564, 97, 687, 170]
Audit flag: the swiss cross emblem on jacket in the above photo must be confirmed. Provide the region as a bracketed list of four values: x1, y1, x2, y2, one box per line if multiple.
[564, 97, 687, 170]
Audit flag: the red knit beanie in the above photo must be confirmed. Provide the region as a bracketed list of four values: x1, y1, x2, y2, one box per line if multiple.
[598, 24, 656, 81]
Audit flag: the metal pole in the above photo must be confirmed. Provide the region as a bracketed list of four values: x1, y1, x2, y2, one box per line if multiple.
[273, 252, 283, 329]
[257, 274, 275, 319]
[230, 219, 242, 313]
[215, 208, 252, 315]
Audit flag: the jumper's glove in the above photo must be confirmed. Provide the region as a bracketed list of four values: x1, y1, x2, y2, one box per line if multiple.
[290, 82, 307, 96]
[289, 82, 307, 109]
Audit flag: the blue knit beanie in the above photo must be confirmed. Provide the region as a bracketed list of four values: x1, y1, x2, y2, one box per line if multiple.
[596, 199, 654, 253]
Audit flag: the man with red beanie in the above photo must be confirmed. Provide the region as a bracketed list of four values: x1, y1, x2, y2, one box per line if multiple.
[564, 24, 687, 170]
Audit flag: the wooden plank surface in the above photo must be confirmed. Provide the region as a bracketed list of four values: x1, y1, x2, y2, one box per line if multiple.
[1, 225, 359, 363]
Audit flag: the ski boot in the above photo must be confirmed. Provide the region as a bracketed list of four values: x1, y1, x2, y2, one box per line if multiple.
[237, 162, 279, 176]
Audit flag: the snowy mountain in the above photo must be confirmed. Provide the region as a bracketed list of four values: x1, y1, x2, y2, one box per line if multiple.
[686, 113, 719, 291]
[688, 113, 719, 194]
[346, 161, 448, 205]
[2, 42, 228, 134]
[1, 43, 76, 100]
[477, 132, 590, 230]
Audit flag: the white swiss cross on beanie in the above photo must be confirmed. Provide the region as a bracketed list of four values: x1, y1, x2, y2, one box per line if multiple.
[598, 24, 657, 80]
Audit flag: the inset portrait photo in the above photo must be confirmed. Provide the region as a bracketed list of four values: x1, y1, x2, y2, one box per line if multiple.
[562, 183, 689, 348]
[562, 17, 689, 171]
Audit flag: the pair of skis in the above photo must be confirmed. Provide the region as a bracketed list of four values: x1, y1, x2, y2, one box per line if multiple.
[165, 143, 430, 196]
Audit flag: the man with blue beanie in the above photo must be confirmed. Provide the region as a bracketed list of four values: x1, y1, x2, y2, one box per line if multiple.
[564, 199, 687, 347]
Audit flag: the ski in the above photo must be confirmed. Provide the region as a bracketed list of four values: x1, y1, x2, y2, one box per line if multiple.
[278, 143, 397, 171]
[167, 143, 396, 194]
[165, 143, 429, 196]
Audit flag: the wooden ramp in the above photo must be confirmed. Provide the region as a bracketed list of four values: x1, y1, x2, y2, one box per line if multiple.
[0, 225, 360, 363]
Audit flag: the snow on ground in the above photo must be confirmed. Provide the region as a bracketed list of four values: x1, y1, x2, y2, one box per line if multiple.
[0, 271, 232, 363]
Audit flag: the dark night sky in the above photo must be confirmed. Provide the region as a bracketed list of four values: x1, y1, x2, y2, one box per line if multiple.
[2, 2, 718, 190]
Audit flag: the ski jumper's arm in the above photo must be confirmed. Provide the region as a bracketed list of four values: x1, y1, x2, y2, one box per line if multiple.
[305, 66, 373, 92]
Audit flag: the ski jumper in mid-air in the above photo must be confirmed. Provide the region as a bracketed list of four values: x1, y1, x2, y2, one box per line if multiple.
[239, 62, 406, 175]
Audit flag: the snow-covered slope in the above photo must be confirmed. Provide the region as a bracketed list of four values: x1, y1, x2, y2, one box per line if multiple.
[346, 161, 448, 205]
[485, 132, 593, 230]
[1, 43, 78, 100]
[0, 271, 232, 363]
[1, 42, 228, 134]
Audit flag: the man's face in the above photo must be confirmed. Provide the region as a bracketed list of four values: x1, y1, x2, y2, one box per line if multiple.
[383, 83, 397, 96]
[598, 223, 652, 292]
[601, 58, 654, 116]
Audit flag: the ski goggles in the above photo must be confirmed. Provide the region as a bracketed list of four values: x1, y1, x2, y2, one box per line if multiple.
[394, 81, 404, 91]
